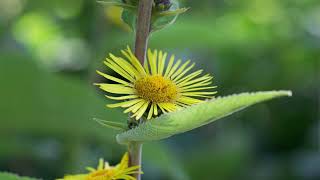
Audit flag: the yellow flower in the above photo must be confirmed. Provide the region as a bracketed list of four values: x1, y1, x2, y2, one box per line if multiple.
[57, 152, 141, 180]
[95, 47, 217, 120]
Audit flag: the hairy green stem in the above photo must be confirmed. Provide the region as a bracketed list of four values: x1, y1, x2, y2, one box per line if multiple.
[128, 142, 143, 179]
[129, 0, 153, 179]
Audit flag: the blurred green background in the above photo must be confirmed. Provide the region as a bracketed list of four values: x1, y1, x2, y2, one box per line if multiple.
[0, 0, 319, 179]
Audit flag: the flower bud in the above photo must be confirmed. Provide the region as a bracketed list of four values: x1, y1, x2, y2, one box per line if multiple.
[154, 0, 172, 11]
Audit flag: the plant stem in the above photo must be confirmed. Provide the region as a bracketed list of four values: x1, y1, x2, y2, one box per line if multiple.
[134, 0, 153, 64]
[128, 142, 143, 179]
[129, 0, 153, 179]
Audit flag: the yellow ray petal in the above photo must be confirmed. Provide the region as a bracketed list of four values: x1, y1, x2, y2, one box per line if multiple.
[158, 51, 167, 75]
[105, 95, 138, 100]
[124, 100, 146, 113]
[118, 152, 129, 170]
[104, 60, 135, 82]
[175, 69, 203, 84]
[117, 166, 140, 174]
[171, 60, 191, 80]
[164, 54, 175, 77]
[182, 91, 217, 96]
[127, 47, 146, 74]
[109, 54, 140, 78]
[179, 81, 213, 90]
[147, 49, 153, 74]
[181, 92, 217, 98]
[153, 104, 158, 116]
[104, 162, 110, 169]
[158, 104, 166, 113]
[58, 174, 87, 180]
[167, 59, 181, 78]
[86, 167, 96, 172]
[173, 62, 195, 82]
[177, 74, 212, 88]
[116, 175, 136, 180]
[98, 158, 104, 170]
[177, 96, 203, 105]
[124, 47, 146, 75]
[113, 169, 141, 178]
[95, 83, 135, 94]
[106, 57, 133, 77]
[144, 58, 150, 75]
[132, 101, 149, 120]
[182, 94, 213, 98]
[176, 102, 188, 107]
[158, 103, 177, 112]
[148, 49, 158, 75]
[157, 50, 163, 74]
[107, 99, 143, 108]
[147, 103, 154, 119]
[181, 86, 217, 92]
[96, 70, 133, 87]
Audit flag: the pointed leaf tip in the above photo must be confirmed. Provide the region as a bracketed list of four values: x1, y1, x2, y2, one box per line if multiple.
[116, 90, 292, 144]
[93, 118, 128, 131]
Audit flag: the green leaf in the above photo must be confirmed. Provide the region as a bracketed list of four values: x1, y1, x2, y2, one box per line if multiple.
[97, 0, 135, 9]
[117, 91, 292, 144]
[158, 8, 189, 17]
[121, 9, 137, 31]
[0, 172, 39, 180]
[151, 15, 177, 32]
[94, 118, 128, 131]
[151, 0, 187, 32]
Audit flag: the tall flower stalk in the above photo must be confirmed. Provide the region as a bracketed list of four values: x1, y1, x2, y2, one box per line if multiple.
[130, 1, 153, 179]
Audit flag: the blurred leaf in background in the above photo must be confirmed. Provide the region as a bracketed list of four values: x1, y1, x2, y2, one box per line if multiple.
[0, 172, 38, 180]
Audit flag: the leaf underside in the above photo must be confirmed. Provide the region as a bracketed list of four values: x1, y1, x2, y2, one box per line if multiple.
[117, 91, 292, 144]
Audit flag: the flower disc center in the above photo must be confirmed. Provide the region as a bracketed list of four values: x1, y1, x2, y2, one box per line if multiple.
[135, 75, 178, 103]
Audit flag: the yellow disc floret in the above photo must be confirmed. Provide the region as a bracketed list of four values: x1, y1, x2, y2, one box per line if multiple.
[135, 75, 178, 103]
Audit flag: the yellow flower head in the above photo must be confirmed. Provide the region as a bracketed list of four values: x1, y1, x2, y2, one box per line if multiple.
[95, 47, 217, 120]
[57, 152, 141, 180]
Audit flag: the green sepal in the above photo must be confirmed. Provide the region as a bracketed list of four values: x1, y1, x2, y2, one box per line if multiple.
[93, 118, 128, 131]
[116, 91, 292, 144]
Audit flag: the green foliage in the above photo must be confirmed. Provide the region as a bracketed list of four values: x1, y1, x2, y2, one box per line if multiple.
[144, 143, 188, 180]
[151, 0, 188, 32]
[117, 91, 292, 143]
[121, 9, 136, 31]
[1, 0, 317, 179]
[99, 0, 187, 32]
[93, 118, 128, 131]
[97, 0, 135, 9]
[0, 172, 38, 180]
[0, 55, 122, 141]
